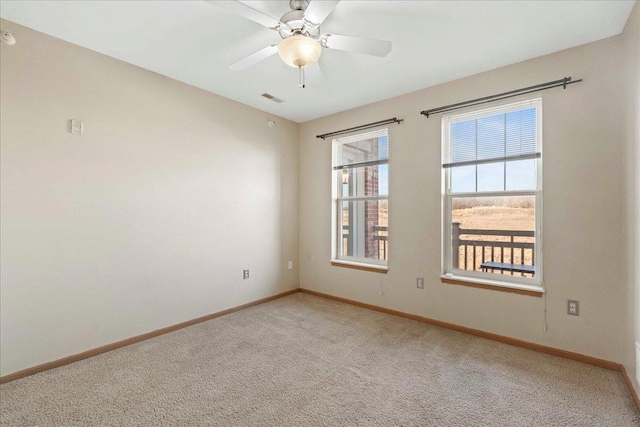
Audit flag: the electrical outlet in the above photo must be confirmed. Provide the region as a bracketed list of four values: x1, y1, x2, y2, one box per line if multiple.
[567, 300, 579, 316]
[417, 278, 424, 289]
[288, 261, 293, 270]
[243, 269, 249, 280]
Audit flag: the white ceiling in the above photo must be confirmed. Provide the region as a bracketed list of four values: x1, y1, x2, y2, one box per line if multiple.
[0, 1, 635, 122]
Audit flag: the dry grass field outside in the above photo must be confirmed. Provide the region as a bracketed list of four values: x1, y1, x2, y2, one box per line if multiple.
[453, 206, 535, 232]
[452, 197, 535, 276]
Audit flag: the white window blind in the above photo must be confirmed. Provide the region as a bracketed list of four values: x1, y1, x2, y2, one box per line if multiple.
[333, 129, 389, 170]
[442, 99, 541, 169]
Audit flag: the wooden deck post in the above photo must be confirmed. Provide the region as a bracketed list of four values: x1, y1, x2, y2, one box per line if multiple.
[452, 222, 461, 269]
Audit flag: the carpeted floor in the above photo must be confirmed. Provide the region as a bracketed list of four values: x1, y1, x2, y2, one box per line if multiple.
[1, 292, 638, 426]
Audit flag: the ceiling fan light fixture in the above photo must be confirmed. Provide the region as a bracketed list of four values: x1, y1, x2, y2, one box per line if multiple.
[278, 35, 322, 68]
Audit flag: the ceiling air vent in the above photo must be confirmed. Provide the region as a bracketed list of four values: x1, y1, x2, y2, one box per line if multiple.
[261, 93, 284, 103]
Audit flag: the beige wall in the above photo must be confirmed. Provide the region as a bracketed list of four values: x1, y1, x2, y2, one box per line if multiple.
[300, 34, 629, 363]
[0, 20, 299, 376]
[623, 2, 640, 388]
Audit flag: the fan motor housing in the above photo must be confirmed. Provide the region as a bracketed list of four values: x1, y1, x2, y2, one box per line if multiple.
[279, 9, 320, 39]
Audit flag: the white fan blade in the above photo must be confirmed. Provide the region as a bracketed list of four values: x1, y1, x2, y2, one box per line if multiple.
[229, 44, 278, 71]
[303, 0, 340, 26]
[305, 62, 325, 88]
[322, 34, 392, 57]
[205, 1, 283, 30]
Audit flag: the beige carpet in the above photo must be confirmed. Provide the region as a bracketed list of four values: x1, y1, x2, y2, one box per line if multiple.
[1, 292, 638, 426]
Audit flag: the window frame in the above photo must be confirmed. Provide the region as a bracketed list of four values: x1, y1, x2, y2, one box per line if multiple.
[331, 129, 389, 268]
[441, 99, 543, 290]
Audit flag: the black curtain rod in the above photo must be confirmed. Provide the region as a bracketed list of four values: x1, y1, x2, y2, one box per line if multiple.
[316, 117, 403, 139]
[420, 77, 582, 118]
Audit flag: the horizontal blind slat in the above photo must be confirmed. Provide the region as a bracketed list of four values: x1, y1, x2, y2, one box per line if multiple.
[333, 158, 388, 170]
[443, 153, 541, 169]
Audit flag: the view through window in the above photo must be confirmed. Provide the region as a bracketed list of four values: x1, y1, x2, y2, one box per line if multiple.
[442, 99, 542, 286]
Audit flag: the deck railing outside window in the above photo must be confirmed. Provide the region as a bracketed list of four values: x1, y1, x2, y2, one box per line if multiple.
[452, 222, 535, 277]
[342, 225, 388, 261]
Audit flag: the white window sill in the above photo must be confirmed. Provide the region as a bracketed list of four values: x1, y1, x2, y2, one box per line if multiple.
[440, 274, 544, 297]
[331, 260, 388, 274]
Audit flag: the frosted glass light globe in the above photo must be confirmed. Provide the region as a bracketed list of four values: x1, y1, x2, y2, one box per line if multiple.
[278, 35, 322, 68]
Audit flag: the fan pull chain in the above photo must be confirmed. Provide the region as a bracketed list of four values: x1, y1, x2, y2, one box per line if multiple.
[298, 66, 305, 89]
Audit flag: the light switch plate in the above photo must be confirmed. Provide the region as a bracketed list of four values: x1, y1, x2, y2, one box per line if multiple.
[70, 119, 83, 135]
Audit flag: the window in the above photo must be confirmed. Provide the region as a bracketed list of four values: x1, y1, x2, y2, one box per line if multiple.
[332, 129, 389, 268]
[442, 99, 542, 288]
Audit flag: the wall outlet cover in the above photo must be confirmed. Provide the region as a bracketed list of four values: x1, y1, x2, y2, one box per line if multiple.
[567, 299, 579, 316]
[417, 278, 424, 289]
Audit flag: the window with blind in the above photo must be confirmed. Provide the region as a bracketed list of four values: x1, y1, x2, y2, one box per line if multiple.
[332, 129, 388, 267]
[442, 99, 542, 288]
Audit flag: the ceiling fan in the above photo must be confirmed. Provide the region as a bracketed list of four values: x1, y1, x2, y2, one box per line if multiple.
[205, 0, 392, 88]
